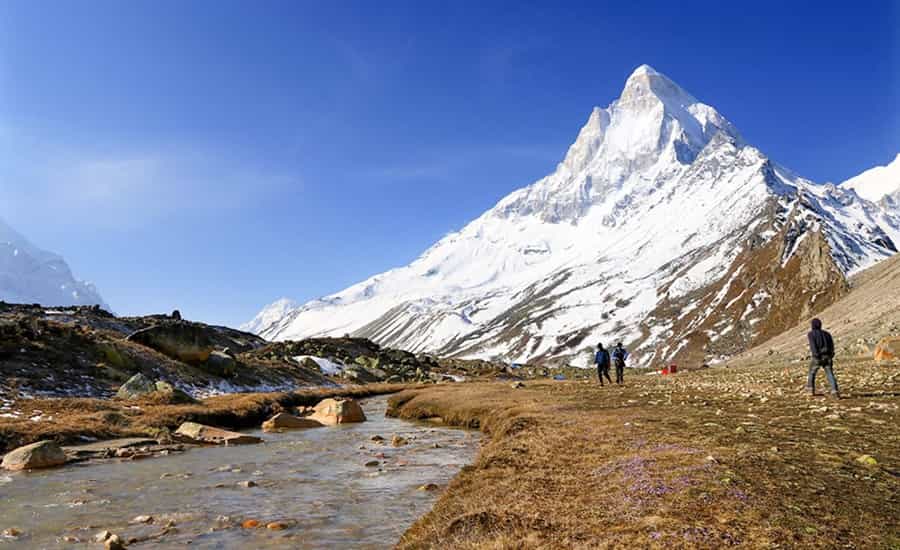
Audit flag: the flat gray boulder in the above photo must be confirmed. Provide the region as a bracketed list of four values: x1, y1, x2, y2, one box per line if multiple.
[174, 422, 262, 445]
[2, 440, 67, 471]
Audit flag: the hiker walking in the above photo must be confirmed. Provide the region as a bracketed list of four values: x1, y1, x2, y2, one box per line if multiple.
[807, 318, 840, 398]
[594, 343, 612, 386]
[612, 342, 628, 384]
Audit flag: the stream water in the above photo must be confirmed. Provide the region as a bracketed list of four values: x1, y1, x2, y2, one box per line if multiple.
[0, 396, 479, 548]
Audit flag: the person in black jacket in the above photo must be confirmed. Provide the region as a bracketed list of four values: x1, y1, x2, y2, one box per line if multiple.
[594, 343, 612, 386]
[807, 318, 839, 397]
[612, 342, 628, 384]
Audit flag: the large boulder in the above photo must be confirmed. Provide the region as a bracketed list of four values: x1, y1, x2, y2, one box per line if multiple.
[116, 373, 157, 399]
[115, 374, 196, 403]
[2, 440, 67, 471]
[205, 350, 237, 377]
[174, 422, 262, 445]
[153, 380, 197, 404]
[309, 398, 367, 425]
[874, 336, 900, 361]
[127, 323, 214, 364]
[261, 412, 323, 432]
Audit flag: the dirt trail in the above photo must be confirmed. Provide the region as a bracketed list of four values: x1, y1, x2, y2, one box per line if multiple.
[387, 361, 899, 549]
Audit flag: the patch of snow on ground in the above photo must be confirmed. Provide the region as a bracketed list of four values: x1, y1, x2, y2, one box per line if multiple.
[293, 355, 345, 376]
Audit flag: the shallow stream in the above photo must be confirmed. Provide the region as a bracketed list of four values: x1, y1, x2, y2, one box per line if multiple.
[0, 396, 479, 548]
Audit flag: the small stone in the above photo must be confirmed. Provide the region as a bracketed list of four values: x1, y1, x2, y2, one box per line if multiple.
[105, 534, 126, 550]
[94, 530, 113, 543]
[391, 435, 408, 447]
[266, 522, 288, 530]
[370, 435, 385, 442]
[2, 528, 22, 537]
[241, 519, 260, 529]
[856, 455, 878, 466]
[417, 483, 439, 491]
[61, 535, 80, 543]
[238, 480, 257, 488]
[130, 515, 153, 524]
[365, 460, 380, 467]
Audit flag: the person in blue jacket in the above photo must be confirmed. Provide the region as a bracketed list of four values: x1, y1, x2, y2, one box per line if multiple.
[594, 343, 612, 386]
[612, 342, 629, 384]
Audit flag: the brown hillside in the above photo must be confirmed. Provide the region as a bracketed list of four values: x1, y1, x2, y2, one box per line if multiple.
[737, 252, 900, 363]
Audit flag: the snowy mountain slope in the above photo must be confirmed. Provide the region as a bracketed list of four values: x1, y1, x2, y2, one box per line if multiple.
[0, 217, 108, 309]
[251, 65, 900, 367]
[841, 153, 900, 204]
[240, 297, 298, 335]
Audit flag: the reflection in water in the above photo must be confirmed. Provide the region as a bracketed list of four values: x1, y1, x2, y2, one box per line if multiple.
[0, 396, 479, 548]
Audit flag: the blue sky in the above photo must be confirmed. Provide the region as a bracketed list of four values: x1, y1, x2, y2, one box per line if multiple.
[1, 1, 898, 327]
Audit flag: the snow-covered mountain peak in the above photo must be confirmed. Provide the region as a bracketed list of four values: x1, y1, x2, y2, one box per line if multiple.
[842, 153, 900, 203]
[240, 297, 298, 335]
[496, 65, 743, 224]
[248, 66, 900, 370]
[0, 217, 108, 309]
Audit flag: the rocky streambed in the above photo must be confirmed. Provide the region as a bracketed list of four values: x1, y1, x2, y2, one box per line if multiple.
[0, 396, 479, 548]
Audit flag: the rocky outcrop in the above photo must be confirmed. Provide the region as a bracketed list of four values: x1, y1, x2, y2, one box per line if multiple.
[2, 440, 67, 471]
[174, 422, 262, 445]
[308, 398, 366, 425]
[127, 322, 214, 364]
[261, 412, 323, 432]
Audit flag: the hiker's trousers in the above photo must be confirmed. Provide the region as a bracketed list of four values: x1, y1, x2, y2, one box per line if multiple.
[808, 357, 839, 394]
[597, 365, 612, 384]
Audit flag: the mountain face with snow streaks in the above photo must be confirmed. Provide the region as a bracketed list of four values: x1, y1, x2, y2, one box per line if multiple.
[250, 65, 900, 367]
[0, 217, 108, 309]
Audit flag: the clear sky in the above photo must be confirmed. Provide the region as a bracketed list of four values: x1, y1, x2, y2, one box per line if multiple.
[1, 1, 898, 327]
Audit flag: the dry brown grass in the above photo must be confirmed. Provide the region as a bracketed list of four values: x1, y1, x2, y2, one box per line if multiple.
[0, 383, 411, 452]
[388, 360, 900, 549]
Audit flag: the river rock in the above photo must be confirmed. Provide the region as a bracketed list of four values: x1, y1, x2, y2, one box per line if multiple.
[2, 440, 67, 471]
[391, 435, 408, 447]
[174, 422, 262, 445]
[116, 373, 157, 399]
[261, 412, 323, 432]
[105, 534, 126, 550]
[308, 398, 366, 425]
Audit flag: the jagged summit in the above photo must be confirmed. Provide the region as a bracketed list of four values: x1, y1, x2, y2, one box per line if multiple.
[249, 66, 900, 369]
